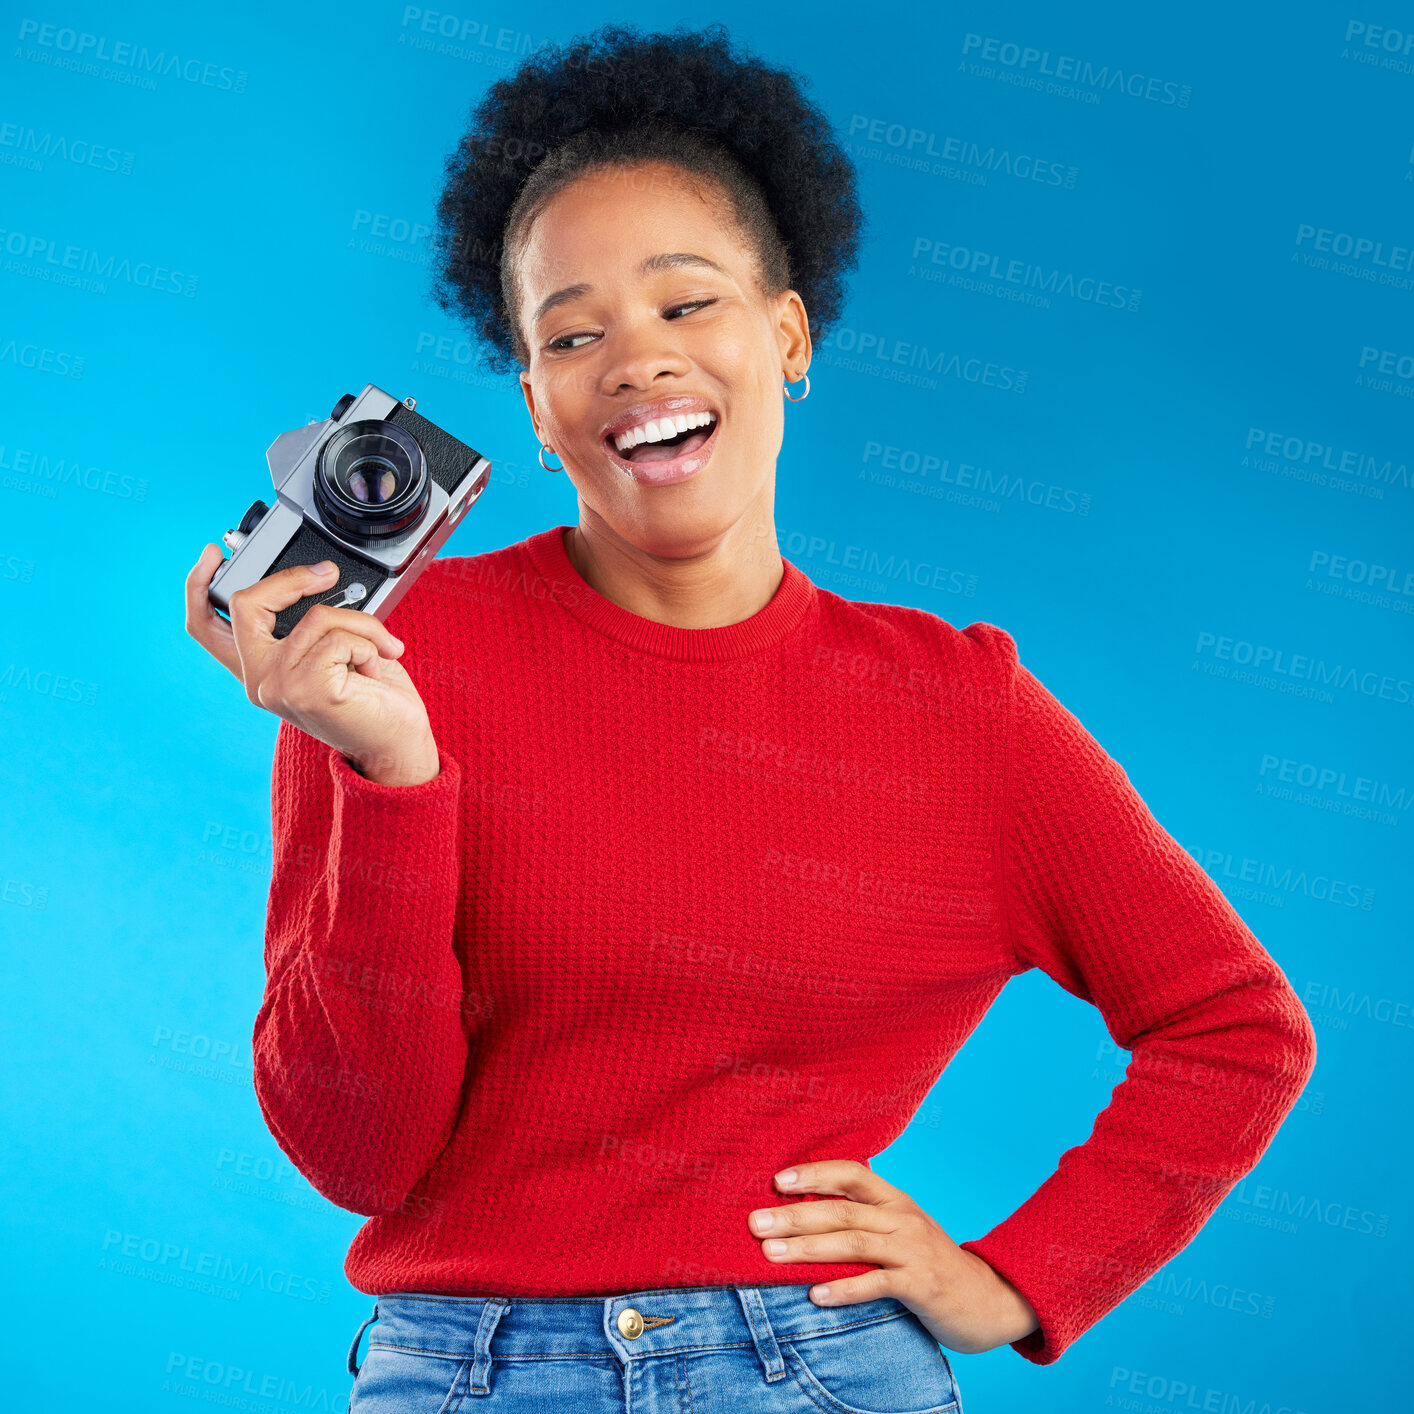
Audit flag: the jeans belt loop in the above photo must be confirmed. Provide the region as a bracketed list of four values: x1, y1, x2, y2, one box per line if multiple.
[735, 1286, 786, 1382]
[467, 1297, 510, 1395]
[346, 1301, 381, 1377]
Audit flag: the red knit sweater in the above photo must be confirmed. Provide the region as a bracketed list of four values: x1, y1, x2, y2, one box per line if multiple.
[252, 524, 1315, 1365]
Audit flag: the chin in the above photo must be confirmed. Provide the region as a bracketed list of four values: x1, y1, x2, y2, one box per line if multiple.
[605, 484, 771, 562]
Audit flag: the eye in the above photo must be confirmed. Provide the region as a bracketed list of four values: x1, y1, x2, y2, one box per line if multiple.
[546, 330, 597, 352]
[666, 298, 716, 319]
[543, 299, 717, 352]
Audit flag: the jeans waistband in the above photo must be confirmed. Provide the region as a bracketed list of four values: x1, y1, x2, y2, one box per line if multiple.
[346, 1283, 914, 1388]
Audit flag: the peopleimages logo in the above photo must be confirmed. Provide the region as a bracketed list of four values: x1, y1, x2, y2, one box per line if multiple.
[99, 1229, 332, 1302]
[1341, 19, 1414, 75]
[397, 7, 546, 57]
[1243, 427, 1410, 495]
[845, 114, 1079, 189]
[859, 441, 1093, 516]
[960, 32, 1192, 106]
[777, 528, 978, 598]
[818, 326, 1027, 394]
[0, 120, 135, 175]
[1108, 1364, 1311, 1414]
[1294, 222, 1414, 279]
[0, 443, 145, 499]
[163, 1352, 343, 1409]
[15, 19, 248, 93]
[1193, 629, 1413, 707]
[1358, 345, 1414, 380]
[0, 335, 84, 379]
[909, 236, 1141, 312]
[1259, 753, 1410, 815]
[0, 226, 198, 296]
[1181, 841, 1375, 911]
[1307, 549, 1414, 608]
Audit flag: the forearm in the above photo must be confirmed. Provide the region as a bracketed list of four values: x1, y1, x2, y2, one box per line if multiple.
[254, 733, 469, 1215]
[961, 964, 1315, 1362]
[974, 644, 1319, 1361]
[253, 945, 468, 1214]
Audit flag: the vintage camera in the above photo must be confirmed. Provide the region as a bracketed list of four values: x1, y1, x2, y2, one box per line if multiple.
[208, 385, 490, 639]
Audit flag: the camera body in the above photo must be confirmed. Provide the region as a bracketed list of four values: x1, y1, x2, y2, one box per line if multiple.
[208, 385, 490, 639]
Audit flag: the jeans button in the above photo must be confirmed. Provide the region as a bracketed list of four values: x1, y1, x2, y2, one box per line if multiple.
[617, 1307, 645, 1339]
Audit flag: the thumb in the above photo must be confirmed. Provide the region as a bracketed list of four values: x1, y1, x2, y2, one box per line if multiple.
[227, 559, 340, 679]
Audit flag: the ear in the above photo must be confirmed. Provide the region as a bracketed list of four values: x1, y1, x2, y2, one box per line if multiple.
[773, 289, 812, 384]
[519, 370, 541, 443]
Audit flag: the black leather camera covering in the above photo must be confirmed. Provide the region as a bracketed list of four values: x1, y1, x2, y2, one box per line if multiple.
[266, 402, 482, 640]
[387, 402, 483, 494]
[267, 521, 391, 641]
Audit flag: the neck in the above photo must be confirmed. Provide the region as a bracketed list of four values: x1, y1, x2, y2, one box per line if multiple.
[564, 495, 783, 631]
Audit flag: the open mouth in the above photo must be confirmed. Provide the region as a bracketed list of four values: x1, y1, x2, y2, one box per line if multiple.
[603, 410, 720, 478]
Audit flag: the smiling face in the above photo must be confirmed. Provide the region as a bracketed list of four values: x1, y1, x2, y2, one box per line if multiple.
[513, 159, 810, 556]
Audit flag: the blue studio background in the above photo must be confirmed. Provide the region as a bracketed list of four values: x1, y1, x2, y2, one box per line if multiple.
[3, 2, 1410, 1410]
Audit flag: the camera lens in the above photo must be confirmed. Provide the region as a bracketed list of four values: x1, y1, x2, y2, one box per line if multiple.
[314, 419, 429, 538]
[348, 466, 397, 503]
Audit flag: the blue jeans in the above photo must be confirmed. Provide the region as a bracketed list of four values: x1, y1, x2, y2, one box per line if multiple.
[345, 1283, 963, 1412]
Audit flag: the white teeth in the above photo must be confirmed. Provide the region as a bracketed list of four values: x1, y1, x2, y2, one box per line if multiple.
[611, 410, 717, 454]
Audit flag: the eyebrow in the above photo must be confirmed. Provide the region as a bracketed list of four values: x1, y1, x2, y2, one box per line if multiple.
[531, 252, 729, 328]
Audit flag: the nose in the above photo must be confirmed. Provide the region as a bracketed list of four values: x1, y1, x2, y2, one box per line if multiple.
[599, 315, 692, 395]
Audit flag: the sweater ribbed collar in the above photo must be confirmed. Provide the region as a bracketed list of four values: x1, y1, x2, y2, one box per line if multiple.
[523, 524, 817, 663]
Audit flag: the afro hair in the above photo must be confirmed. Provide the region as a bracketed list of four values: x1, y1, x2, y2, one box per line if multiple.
[430, 22, 864, 374]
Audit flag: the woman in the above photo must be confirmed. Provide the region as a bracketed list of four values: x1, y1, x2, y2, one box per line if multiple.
[184, 22, 1316, 1412]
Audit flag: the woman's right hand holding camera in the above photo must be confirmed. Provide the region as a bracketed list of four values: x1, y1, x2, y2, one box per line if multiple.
[184, 545, 442, 787]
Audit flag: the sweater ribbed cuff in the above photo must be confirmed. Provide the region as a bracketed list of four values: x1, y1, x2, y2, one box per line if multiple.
[958, 1235, 1060, 1365]
[328, 747, 458, 800]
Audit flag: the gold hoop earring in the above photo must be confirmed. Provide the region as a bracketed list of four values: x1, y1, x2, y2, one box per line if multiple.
[783, 373, 810, 402]
[538, 443, 563, 472]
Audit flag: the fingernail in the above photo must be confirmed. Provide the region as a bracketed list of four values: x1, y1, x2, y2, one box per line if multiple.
[313, 561, 336, 575]
[811, 1286, 831, 1302]
[775, 1169, 797, 1187]
[752, 1211, 775, 1231]
[763, 1239, 787, 1256]
[391, 638, 405, 653]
